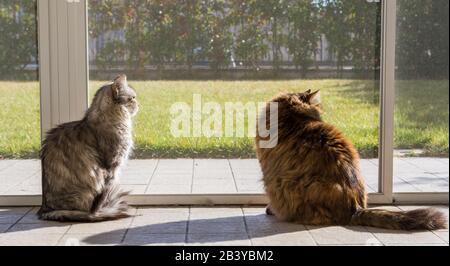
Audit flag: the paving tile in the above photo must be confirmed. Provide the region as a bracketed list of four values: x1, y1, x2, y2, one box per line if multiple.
[156, 159, 193, 174]
[119, 185, 147, 194]
[188, 220, 247, 234]
[122, 233, 186, 246]
[365, 184, 378, 193]
[232, 175, 262, 181]
[384, 243, 448, 246]
[394, 158, 423, 174]
[194, 159, 232, 170]
[192, 185, 237, 193]
[405, 177, 449, 192]
[17, 174, 41, 186]
[306, 225, 381, 245]
[190, 208, 243, 219]
[236, 182, 264, 192]
[402, 158, 449, 173]
[195, 172, 233, 179]
[187, 233, 251, 246]
[18, 207, 74, 225]
[192, 179, 235, 186]
[146, 184, 192, 194]
[251, 231, 316, 246]
[5, 185, 42, 195]
[432, 231, 449, 243]
[0, 224, 12, 233]
[0, 232, 63, 246]
[122, 159, 158, 172]
[119, 176, 152, 185]
[366, 227, 446, 245]
[0, 160, 17, 171]
[7, 223, 70, 234]
[237, 185, 264, 193]
[137, 207, 190, 216]
[129, 217, 187, 234]
[228, 159, 260, 170]
[0, 207, 31, 224]
[150, 176, 192, 185]
[393, 177, 422, 192]
[0, 205, 448, 246]
[58, 233, 124, 246]
[361, 159, 379, 193]
[360, 160, 379, 174]
[242, 207, 267, 215]
[1, 158, 447, 195]
[66, 218, 133, 234]
[188, 208, 246, 235]
[245, 214, 307, 235]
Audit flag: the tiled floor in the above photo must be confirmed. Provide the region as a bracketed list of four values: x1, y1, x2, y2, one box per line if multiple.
[0, 205, 448, 246]
[0, 157, 448, 195]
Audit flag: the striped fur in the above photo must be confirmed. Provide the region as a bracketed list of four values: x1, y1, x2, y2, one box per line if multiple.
[38, 74, 138, 223]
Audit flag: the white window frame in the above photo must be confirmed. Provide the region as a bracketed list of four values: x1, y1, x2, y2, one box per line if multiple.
[0, 0, 447, 206]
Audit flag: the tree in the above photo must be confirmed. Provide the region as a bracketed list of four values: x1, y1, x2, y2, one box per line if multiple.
[0, 0, 37, 79]
[396, 0, 449, 79]
[88, 0, 127, 70]
[259, 0, 289, 72]
[318, 0, 352, 77]
[143, 0, 178, 70]
[174, 0, 206, 71]
[286, 0, 320, 77]
[346, 0, 381, 75]
[199, 0, 233, 72]
[229, 0, 269, 70]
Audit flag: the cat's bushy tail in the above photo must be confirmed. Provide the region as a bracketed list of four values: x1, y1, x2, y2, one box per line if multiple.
[39, 183, 131, 222]
[350, 207, 447, 230]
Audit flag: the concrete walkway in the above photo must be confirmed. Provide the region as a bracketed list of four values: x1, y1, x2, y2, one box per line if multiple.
[0, 158, 448, 195]
[0, 205, 448, 246]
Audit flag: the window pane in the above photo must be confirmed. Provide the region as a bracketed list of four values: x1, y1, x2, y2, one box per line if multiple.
[0, 0, 40, 195]
[88, 0, 381, 194]
[394, 0, 449, 192]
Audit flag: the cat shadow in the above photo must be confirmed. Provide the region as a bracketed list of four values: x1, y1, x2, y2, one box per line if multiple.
[81, 214, 376, 246]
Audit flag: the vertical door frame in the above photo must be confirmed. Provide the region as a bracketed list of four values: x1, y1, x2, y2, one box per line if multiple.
[38, 0, 89, 138]
[372, 0, 396, 204]
[28, 0, 448, 206]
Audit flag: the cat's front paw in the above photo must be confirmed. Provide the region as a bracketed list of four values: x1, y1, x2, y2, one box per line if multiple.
[265, 205, 274, 216]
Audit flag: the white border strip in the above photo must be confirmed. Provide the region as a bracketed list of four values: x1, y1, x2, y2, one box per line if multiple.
[2, 193, 447, 207]
[38, 0, 88, 136]
[377, 0, 397, 203]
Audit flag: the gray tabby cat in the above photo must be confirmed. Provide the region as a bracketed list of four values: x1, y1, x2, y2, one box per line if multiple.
[38, 74, 138, 222]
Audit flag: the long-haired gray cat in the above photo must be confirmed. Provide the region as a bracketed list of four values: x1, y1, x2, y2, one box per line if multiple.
[38, 74, 138, 222]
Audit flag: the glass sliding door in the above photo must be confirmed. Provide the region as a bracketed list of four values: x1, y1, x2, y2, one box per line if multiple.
[0, 0, 40, 196]
[88, 0, 382, 196]
[393, 0, 449, 193]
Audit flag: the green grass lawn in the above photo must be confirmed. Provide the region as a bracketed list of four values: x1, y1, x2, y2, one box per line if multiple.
[0, 79, 448, 159]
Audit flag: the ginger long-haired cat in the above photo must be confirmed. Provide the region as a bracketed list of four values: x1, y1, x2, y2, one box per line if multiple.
[256, 90, 446, 230]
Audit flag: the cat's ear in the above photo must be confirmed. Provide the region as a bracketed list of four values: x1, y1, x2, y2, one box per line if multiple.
[307, 90, 321, 105]
[113, 74, 127, 87]
[305, 89, 312, 94]
[112, 74, 127, 99]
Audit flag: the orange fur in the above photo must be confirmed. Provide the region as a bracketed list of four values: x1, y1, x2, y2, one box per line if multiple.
[256, 90, 447, 230]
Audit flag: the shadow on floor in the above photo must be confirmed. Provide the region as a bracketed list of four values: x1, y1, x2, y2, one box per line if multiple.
[77, 214, 387, 245]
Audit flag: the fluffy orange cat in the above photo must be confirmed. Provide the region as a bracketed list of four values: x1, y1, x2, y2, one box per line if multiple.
[256, 90, 446, 230]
